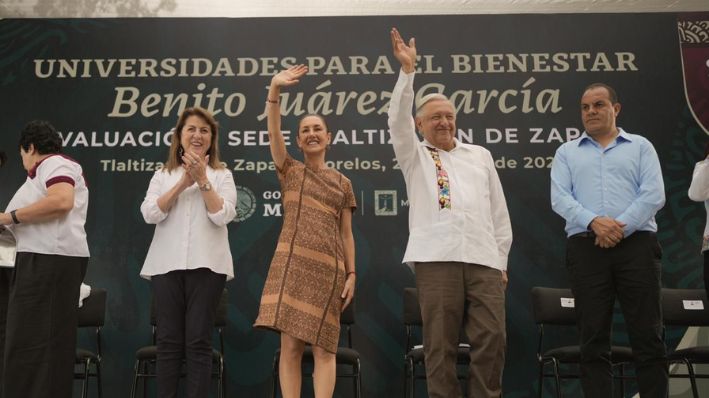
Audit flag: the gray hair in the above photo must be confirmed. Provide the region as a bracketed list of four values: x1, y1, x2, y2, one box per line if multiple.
[415, 93, 454, 117]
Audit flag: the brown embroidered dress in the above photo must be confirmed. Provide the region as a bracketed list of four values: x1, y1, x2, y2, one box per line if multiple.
[254, 156, 356, 353]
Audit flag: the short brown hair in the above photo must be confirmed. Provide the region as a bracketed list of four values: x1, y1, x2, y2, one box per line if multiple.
[165, 107, 224, 171]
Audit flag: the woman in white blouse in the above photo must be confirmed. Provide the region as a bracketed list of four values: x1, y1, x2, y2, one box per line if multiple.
[689, 143, 709, 298]
[140, 107, 236, 398]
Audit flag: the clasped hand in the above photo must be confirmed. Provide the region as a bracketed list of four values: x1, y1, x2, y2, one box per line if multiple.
[180, 151, 209, 188]
[590, 216, 626, 248]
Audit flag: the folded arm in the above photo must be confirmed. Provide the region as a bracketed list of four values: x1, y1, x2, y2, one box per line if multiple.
[1, 183, 74, 225]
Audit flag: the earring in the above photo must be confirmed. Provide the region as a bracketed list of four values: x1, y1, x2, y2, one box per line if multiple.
[178, 147, 184, 157]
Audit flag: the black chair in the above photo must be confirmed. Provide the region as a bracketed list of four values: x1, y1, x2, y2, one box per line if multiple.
[271, 302, 361, 398]
[531, 287, 634, 398]
[130, 288, 228, 398]
[661, 288, 709, 398]
[402, 287, 471, 398]
[75, 288, 107, 398]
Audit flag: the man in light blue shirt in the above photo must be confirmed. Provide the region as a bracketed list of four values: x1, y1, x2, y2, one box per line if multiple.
[551, 83, 668, 397]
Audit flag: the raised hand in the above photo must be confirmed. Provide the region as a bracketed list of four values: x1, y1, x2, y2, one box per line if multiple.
[271, 64, 308, 89]
[265, 67, 307, 169]
[390, 27, 417, 73]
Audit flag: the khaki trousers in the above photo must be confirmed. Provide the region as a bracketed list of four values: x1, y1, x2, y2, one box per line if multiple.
[415, 262, 506, 398]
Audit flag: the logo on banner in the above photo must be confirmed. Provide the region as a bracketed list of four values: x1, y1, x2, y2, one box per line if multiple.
[374, 190, 397, 216]
[233, 186, 257, 222]
[678, 13, 709, 135]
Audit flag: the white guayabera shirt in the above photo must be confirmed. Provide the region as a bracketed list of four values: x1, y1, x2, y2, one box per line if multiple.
[387, 70, 513, 271]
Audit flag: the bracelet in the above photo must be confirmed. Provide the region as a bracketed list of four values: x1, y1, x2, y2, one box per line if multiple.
[265, 98, 279, 104]
[10, 210, 20, 224]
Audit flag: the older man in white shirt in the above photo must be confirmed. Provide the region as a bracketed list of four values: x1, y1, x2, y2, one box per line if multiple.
[388, 29, 513, 398]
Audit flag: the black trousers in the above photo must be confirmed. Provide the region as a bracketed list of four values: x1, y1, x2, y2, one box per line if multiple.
[152, 268, 225, 398]
[704, 250, 709, 297]
[2, 252, 87, 398]
[566, 231, 668, 398]
[0, 267, 11, 390]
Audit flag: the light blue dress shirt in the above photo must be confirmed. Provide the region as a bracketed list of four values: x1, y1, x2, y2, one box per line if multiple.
[550, 128, 665, 237]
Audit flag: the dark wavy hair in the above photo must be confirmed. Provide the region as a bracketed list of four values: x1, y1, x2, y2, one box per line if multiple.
[19, 120, 62, 154]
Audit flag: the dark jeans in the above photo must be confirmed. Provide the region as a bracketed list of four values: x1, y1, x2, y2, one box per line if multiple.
[566, 231, 668, 398]
[2, 252, 87, 398]
[152, 268, 226, 398]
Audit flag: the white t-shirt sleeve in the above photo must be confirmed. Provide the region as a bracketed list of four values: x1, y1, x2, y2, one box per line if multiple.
[38, 156, 77, 189]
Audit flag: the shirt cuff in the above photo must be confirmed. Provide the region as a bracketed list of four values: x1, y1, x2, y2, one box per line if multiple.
[577, 210, 598, 232]
[46, 175, 75, 188]
[207, 204, 230, 226]
[142, 201, 168, 224]
[498, 258, 508, 272]
[397, 68, 415, 83]
[614, 215, 636, 237]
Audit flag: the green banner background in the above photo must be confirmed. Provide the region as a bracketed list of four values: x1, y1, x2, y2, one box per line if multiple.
[0, 14, 706, 397]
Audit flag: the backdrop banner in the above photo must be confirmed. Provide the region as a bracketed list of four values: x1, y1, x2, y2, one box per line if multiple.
[0, 13, 706, 397]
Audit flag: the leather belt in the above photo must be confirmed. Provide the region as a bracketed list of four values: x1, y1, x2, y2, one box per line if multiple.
[570, 231, 596, 238]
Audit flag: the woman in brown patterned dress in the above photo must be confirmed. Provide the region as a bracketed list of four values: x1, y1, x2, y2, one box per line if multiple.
[254, 65, 357, 398]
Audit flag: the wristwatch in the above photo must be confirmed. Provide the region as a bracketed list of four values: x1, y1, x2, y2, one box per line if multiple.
[199, 182, 212, 192]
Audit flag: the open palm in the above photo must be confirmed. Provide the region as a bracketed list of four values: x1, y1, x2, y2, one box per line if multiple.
[390, 28, 416, 71]
[272, 64, 308, 88]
